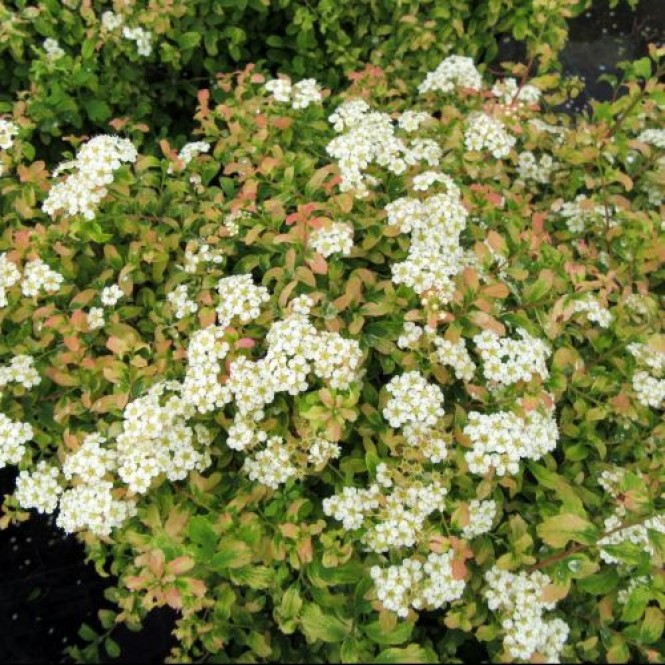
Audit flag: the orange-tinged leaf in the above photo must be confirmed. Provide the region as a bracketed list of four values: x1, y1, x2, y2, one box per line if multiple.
[164, 587, 183, 609]
[166, 556, 195, 576]
[148, 549, 165, 577]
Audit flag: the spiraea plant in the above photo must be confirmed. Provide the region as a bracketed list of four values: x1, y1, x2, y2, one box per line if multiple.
[0, 43, 663, 663]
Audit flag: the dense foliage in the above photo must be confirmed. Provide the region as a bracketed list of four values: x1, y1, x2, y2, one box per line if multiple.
[0, 2, 663, 664]
[0, 0, 638, 155]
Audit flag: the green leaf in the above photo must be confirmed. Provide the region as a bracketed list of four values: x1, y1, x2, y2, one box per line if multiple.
[633, 57, 652, 79]
[301, 604, 351, 643]
[364, 620, 414, 645]
[177, 32, 202, 51]
[578, 568, 619, 595]
[640, 607, 664, 644]
[229, 565, 273, 589]
[188, 516, 218, 559]
[621, 586, 650, 623]
[104, 637, 121, 659]
[84, 99, 111, 123]
[537, 513, 599, 548]
[209, 539, 252, 570]
[527, 462, 585, 514]
[373, 645, 437, 663]
[78, 623, 97, 642]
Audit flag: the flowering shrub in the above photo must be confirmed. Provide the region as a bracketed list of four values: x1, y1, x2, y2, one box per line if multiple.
[1, 38, 664, 664]
[0, 0, 636, 152]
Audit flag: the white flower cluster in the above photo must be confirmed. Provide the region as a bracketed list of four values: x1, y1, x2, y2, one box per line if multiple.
[0, 253, 21, 307]
[599, 512, 665, 564]
[15, 461, 62, 514]
[181, 326, 231, 414]
[461, 499, 497, 539]
[324, 478, 448, 552]
[464, 405, 559, 476]
[115, 383, 211, 494]
[265, 78, 322, 109]
[517, 151, 557, 183]
[0, 355, 41, 390]
[366, 481, 449, 552]
[370, 551, 465, 618]
[122, 26, 152, 56]
[598, 467, 625, 502]
[56, 480, 137, 537]
[322, 484, 381, 530]
[326, 101, 443, 197]
[223, 209, 249, 236]
[383, 371, 444, 430]
[632, 370, 665, 409]
[167, 284, 198, 319]
[398, 111, 432, 132]
[183, 240, 225, 273]
[328, 99, 370, 132]
[464, 113, 516, 159]
[0, 119, 19, 150]
[62, 433, 116, 483]
[412, 170, 451, 191]
[309, 222, 353, 258]
[397, 321, 424, 349]
[168, 141, 210, 173]
[43, 38, 65, 61]
[434, 337, 476, 382]
[87, 307, 105, 330]
[418, 55, 483, 94]
[181, 290, 362, 484]
[628, 342, 665, 409]
[21, 258, 65, 297]
[571, 296, 613, 328]
[484, 567, 569, 663]
[383, 372, 450, 464]
[624, 293, 651, 318]
[101, 10, 124, 31]
[387, 184, 467, 302]
[637, 128, 665, 149]
[627, 342, 665, 376]
[216, 273, 270, 328]
[100, 284, 124, 307]
[0, 413, 33, 468]
[474, 328, 550, 386]
[243, 436, 298, 489]
[43, 135, 138, 220]
[307, 436, 341, 466]
[491, 77, 541, 105]
[556, 194, 606, 233]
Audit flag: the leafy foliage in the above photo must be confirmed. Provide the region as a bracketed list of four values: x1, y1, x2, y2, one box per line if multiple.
[0, 7, 663, 664]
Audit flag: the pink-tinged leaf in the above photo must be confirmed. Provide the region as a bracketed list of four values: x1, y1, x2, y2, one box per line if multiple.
[429, 534, 449, 553]
[14, 229, 32, 248]
[125, 575, 147, 591]
[451, 558, 468, 581]
[184, 578, 207, 597]
[106, 336, 128, 356]
[109, 117, 129, 131]
[297, 537, 313, 564]
[307, 253, 328, 275]
[279, 523, 299, 539]
[235, 337, 255, 349]
[148, 549, 165, 577]
[166, 556, 195, 576]
[164, 587, 183, 609]
[63, 336, 83, 353]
